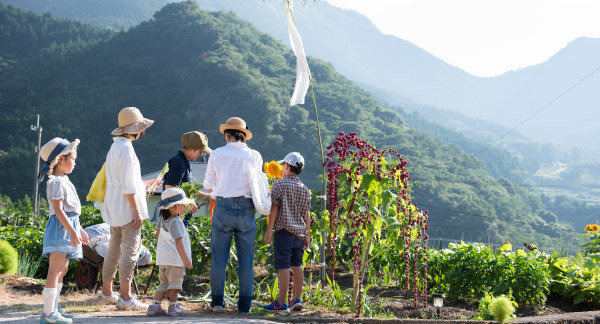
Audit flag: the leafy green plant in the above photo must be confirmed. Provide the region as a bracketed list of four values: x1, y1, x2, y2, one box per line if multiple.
[427, 242, 549, 305]
[0, 240, 18, 274]
[579, 224, 600, 255]
[325, 132, 428, 314]
[17, 252, 43, 278]
[475, 294, 517, 322]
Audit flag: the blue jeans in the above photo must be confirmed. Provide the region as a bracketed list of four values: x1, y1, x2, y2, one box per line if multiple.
[210, 196, 256, 312]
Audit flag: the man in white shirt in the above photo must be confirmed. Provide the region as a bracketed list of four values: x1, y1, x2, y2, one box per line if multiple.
[98, 107, 161, 310]
[203, 117, 263, 313]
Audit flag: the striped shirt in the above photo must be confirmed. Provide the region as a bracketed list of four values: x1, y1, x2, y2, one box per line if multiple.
[271, 174, 311, 238]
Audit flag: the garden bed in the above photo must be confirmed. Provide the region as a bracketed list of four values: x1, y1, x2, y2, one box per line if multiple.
[0, 272, 598, 323]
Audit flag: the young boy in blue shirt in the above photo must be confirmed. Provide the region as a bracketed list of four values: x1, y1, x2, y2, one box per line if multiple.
[163, 131, 211, 226]
[263, 152, 311, 313]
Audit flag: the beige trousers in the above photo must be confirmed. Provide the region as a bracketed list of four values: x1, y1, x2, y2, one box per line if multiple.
[102, 221, 141, 283]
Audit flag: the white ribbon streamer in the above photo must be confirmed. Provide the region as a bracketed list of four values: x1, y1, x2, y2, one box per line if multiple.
[284, 0, 311, 106]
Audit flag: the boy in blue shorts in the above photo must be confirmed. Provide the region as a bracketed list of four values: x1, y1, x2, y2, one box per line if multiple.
[263, 152, 311, 313]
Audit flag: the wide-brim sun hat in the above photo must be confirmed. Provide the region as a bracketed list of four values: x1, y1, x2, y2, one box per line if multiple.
[39, 137, 80, 176]
[219, 117, 253, 140]
[111, 107, 154, 136]
[158, 188, 196, 210]
[182, 131, 212, 154]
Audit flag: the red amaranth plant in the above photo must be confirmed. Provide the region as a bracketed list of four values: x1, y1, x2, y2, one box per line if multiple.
[324, 132, 429, 314]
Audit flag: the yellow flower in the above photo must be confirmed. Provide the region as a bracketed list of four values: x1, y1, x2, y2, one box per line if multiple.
[264, 162, 269, 174]
[593, 224, 600, 232]
[586, 224, 593, 232]
[267, 161, 282, 178]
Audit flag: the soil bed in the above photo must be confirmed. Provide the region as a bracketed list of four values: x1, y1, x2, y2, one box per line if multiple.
[1, 272, 597, 322]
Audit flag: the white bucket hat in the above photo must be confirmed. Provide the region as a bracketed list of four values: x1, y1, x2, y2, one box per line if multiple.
[150, 187, 195, 222]
[38, 137, 80, 182]
[111, 107, 154, 136]
[278, 152, 305, 168]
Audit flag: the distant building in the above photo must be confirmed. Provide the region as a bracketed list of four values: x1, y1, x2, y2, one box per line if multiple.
[142, 162, 210, 217]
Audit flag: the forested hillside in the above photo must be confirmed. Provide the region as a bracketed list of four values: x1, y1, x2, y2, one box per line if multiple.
[0, 2, 578, 250]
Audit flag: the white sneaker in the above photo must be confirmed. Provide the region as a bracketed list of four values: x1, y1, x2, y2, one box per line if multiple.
[116, 296, 149, 310]
[98, 292, 119, 305]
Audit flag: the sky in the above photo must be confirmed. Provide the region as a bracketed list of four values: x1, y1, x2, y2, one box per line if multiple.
[325, 0, 600, 77]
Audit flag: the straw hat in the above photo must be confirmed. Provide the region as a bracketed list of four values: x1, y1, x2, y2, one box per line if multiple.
[219, 117, 253, 140]
[158, 188, 196, 210]
[39, 137, 80, 176]
[182, 131, 212, 154]
[111, 107, 154, 136]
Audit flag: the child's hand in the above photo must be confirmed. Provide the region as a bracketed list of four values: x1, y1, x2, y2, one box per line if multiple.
[187, 203, 198, 214]
[69, 232, 82, 248]
[80, 229, 89, 245]
[184, 260, 193, 269]
[264, 231, 272, 245]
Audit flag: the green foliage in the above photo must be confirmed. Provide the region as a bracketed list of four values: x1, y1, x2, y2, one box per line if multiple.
[17, 251, 43, 278]
[0, 240, 18, 274]
[579, 231, 600, 256]
[489, 296, 516, 323]
[475, 294, 517, 321]
[549, 253, 600, 307]
[427, 242, 549, 306]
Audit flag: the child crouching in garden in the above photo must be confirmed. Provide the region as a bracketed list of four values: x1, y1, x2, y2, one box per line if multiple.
[263, 152, 311, 313]
[147, 188, 195, 316]
[39, 138, 88, 324]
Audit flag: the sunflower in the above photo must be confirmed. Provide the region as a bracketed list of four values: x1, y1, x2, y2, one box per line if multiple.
[267, 161, 283, 178]
[264, 162, 269, 174]
[592, 224, 600, 232]
[585, 224, 593, 232]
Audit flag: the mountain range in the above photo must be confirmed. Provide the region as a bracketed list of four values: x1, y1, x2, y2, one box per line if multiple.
[0, 1, 578, 250]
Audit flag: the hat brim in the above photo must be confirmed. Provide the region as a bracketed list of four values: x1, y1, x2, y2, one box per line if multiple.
[111, 118, 154, 136]
[158, 197, 196, 210]
[219, 124, 253, 140]
[48, 139, 80, 174]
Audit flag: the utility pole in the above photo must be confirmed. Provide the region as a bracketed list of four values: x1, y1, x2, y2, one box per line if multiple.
[31, 115, 42, 219]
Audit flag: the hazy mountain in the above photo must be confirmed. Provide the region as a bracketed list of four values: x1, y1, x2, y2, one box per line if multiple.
[0, 2, 575, 249]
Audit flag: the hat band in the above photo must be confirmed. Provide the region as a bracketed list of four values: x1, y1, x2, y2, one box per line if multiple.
[37, 139, 70, 183]
[150, 193, 188, 223]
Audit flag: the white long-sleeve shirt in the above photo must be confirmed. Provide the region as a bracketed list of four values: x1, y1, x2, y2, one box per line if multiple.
[203, 142, 263, 199]
[100, 137, 148, 227]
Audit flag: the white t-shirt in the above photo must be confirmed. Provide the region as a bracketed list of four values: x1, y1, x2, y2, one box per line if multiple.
[46, 175, 81, 215]
[203, 142, 263, 199]
[100, 137, 148, 227]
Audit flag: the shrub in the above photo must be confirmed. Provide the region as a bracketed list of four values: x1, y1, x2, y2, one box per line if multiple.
[489, 296, 516, 323]
[427, 242, 550, 305]
[0, 240, 18, 274]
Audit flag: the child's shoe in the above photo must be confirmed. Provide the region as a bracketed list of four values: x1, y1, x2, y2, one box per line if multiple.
[289, 298, 303, 311]
[116, 296, 149, 310]
[40, 311, 72, 324]
[167, 302, 186, 316]
[263, 300, 290, 313]
[98, 292, 119, 305]
[56, 305, 74, 319]
[146, 303, 166, 316]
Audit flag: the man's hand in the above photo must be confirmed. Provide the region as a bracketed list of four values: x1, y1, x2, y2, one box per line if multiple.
[304, 236, 310, 250]
[132, 211, 143, 229]
[264, 231, 272, 245]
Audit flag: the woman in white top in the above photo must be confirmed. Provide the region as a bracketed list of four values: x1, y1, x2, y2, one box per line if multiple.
[99, 107, 161, 310]
[203, 117, 263, 313]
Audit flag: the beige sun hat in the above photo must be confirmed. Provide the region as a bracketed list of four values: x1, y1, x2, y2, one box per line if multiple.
[111, 107, 154, 136]
[38, 137, 80, 179]
[182, 131, 212, 154]
[219, 117, 253, 140]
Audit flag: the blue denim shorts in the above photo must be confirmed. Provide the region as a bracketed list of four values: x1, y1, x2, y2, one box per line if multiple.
[273, 230, 305, 269]
[42, 212, 83, 259]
